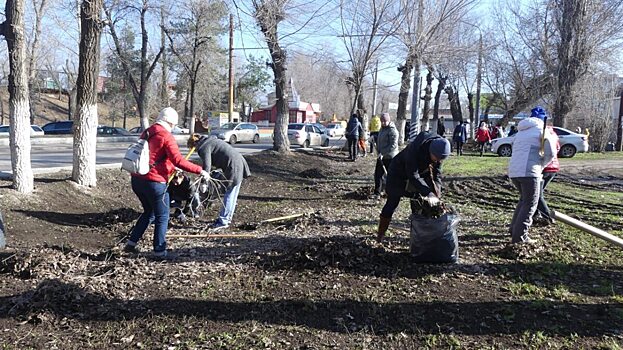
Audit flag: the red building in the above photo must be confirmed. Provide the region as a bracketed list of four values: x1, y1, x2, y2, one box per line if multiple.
[251, 78, 321, 124]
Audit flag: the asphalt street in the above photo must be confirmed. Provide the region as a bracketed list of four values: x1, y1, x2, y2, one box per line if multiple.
[0, 137, 346, 177]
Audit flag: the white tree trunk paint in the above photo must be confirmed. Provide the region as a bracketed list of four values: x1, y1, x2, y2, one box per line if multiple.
[10, 98, 33, 193]
[72, 103, 98, 187]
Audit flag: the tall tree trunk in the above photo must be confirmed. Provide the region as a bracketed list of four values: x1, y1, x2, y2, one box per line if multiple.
[421, 69, 433, 131]
[553, 0, 589, 128]
[396, 54, 414, 145]
[72, 0, 102, 187]
[433, 74, 447, 121]
[445, 86, 463, 124]
[467, 92, 475, 125]
[188, 65, 199, 135]
[68, 86, 77, 120]
[3, 0, 34, 193]
[272, 59, 289, 152]
[27, 0, 48, 125]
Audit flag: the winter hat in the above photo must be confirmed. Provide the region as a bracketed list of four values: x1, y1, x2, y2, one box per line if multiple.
[381, 112, 391, 123]
[530, 106, 547, 121]
[429, 138, 451, 160]
[157, 107, 179, 126]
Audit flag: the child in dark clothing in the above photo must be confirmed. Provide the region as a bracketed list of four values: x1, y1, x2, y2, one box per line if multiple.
[168, 171, 202, 222]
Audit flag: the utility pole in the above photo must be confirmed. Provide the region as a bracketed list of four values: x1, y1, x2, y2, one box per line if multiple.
[617, 87, 623, 151]
[160, 5, 168, 107]
[372, 60, 378, 116]
[473, 32, 483, 140]
[228, 14, 234, 122]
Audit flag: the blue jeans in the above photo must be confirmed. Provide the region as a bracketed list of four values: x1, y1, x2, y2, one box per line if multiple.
[217, 183, 241, 226]
[129, 177, 170, 253]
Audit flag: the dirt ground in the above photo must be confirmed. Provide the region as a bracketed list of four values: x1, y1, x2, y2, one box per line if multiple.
[0, 149, 622, 349]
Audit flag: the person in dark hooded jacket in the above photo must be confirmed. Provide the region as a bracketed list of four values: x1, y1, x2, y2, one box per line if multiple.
[188, 134, 251, 230]
[346, 114, 363, 161]
[377, 132, 451, 241]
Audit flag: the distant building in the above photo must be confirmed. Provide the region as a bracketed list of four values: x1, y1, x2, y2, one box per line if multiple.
[251, 78, 321, 124]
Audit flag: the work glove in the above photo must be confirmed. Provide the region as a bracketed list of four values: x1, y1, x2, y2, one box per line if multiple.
[200, 170, 211, 182]
[424, 192, 441, 207]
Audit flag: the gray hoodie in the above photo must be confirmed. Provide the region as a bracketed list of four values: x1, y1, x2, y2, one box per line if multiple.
[377, 122, 399, 158]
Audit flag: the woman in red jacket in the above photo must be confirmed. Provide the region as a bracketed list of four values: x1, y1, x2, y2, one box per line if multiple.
[124, 107, 208, 258]
[475, 122, 491, 156]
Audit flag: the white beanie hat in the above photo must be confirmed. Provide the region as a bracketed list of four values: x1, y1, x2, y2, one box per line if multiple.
[157, 107, 179, 126]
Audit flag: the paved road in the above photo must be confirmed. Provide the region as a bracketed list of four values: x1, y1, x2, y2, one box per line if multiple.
[0, 137, 346, 176]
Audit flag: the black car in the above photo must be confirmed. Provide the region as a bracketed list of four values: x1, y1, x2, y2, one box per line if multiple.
[97, 126, 132, 136]
[42, 120, 74, 135]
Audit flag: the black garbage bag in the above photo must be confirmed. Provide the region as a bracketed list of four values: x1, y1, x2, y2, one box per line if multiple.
[409, 211, 460, 263]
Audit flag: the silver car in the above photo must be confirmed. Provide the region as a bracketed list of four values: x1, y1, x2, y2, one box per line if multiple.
[491, 126, 589, 158]
[287, 123, 330, 148]
[210, 122, 260, 144]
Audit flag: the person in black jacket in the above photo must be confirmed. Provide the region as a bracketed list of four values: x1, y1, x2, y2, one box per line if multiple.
[168, 171, 201, 222]
[377, 132, 451, 241]
[188, 134, 251, 231]
[345, 114, 363, 161]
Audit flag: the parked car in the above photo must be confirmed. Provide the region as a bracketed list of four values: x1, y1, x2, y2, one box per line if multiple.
[42, 120, 74, 135]
[287, 123, 330, 148]
[97, 126, 132, 136]
[490, 126, 589, 158]
[210, 122, 260, 144]
[0, 125, 44, 136]
[314, 123, 327, 135]
[325, 123, 345, 137]
[129, 126, 189, 135]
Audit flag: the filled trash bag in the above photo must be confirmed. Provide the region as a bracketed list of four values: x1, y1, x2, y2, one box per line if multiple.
[409, 212, 460, 263]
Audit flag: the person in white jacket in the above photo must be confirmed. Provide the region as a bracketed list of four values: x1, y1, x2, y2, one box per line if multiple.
[508, 106, 557, 244]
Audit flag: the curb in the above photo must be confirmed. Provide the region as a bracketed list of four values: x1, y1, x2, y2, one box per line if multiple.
[0, 163, 123, 179]
[0, 134, 190, 146]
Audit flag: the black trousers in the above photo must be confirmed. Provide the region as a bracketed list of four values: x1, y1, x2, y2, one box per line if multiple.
[455, 141, 464, 155]
[374, 156, 392, 195]
[347, 138, 358, 160]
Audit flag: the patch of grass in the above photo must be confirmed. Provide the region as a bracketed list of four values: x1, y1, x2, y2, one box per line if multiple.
[520, 330, 552, 349]
[506, 282, 547, 297]
[443, 155, 508, 177]
[596, 336, 623, 350]
[559, 152, 623, 162]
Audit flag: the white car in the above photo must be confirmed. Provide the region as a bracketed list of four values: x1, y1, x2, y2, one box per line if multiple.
[0, 125, 44, 136]
[287, 123, 330, 148]
[325, 123, 345, 137]
[491, 126, 589, 158]
[210, 122, 260, 144]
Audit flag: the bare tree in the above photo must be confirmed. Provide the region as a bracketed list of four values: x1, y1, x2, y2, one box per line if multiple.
[339, 0, 399, 123]
[0, 0, 34, 193]
[72, 0, 103, 187]
[250, 0, 291, 152]
[165, 0, 227, 134]
[104, 0, 163, 129]
[393, 0, 475, 143]
[551, 0, 623, 127]
[27, 0, 49, 124]
[287, 52, 352, 119]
